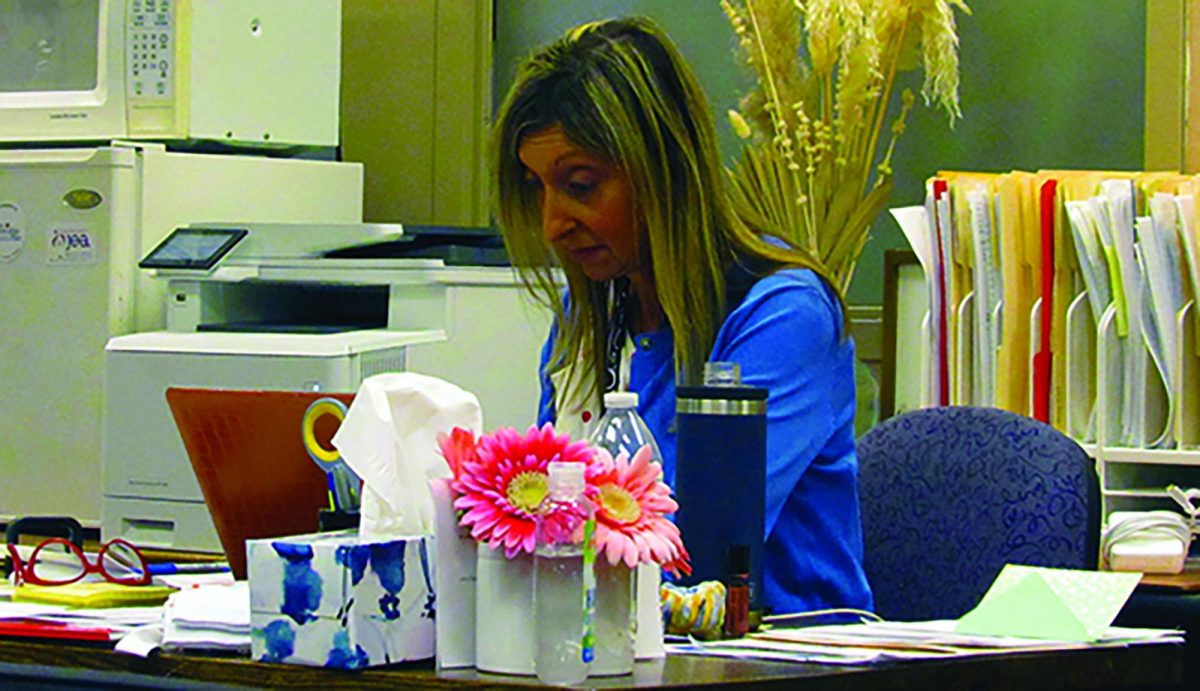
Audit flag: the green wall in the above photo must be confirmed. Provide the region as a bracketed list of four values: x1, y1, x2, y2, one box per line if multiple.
[494, 1, 1147, 304]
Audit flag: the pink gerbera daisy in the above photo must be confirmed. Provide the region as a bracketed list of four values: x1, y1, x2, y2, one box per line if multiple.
[436, 427, 479, 479]
[451, 424, 595, 558]
[587, 445, 691, 576]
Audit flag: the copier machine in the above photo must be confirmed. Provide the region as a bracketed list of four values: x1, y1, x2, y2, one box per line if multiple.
[102, 223, 550, 550]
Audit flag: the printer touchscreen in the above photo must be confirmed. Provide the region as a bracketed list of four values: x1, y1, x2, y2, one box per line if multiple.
[139, 228, 248, 271]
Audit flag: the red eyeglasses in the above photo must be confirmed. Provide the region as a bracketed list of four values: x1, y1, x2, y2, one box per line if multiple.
[7, 537, 151, 587]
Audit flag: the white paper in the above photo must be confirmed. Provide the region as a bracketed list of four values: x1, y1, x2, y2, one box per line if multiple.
[891, 205, 936, 277]
[1065, 200, 1112, 328]
[40, 607, 164, 627]
[1136, 213, 1183, 447]
[158, 583, 251, 651]
[968, 188, 1000, 406]
[153, 571, 236, 590]
[0, 602, 68, 619]
[892, 202, 942, 406]
[1101, 180, 1149, 446]
[165, 582, 249, 631]
[114, 623, 165, 657]
[723, 619, 1184, 665]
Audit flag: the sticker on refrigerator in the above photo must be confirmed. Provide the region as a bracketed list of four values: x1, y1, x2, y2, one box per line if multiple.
[0, 203, 24, 263]
[47, 226, 97, 266]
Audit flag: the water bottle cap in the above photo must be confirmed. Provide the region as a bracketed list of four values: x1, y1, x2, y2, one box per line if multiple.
[603, 392, 639, 409]
[546, 461, 586, 494]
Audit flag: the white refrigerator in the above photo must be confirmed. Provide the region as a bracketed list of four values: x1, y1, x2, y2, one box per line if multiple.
[0, 142, 363, 524]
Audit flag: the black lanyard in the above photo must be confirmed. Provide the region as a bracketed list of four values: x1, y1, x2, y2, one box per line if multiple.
[603, 279, 631, 394]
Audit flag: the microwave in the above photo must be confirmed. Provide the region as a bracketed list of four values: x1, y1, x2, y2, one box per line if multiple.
[0, 0, 342, 148]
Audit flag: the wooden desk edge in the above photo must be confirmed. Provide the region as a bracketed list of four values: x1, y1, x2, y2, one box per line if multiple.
[0, 637, 1184, 690]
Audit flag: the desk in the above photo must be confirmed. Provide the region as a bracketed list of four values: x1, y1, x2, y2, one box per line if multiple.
[0, 638, 1184, 690]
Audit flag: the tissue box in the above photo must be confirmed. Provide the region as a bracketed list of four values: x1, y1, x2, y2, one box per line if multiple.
[248, 530, 435, 669]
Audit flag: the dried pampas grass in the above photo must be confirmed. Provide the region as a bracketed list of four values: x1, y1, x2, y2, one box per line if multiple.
[722, 0, 969, 295]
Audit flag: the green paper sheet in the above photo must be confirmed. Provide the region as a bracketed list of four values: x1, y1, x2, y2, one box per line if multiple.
[955, 565, 1142, 642]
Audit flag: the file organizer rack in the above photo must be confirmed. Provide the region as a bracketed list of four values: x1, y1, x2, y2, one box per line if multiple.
[1063, 293, 1097, 444]
[892, 171, 1200, 537]
[905, 289, 1200, 528]
[1079, 297, 1200, 526]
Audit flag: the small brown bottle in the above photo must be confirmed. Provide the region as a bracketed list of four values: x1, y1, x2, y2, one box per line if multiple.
[723, 545, 751, 638]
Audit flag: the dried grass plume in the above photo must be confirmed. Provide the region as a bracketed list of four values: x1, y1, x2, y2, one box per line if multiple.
[722, 0, 969, 295]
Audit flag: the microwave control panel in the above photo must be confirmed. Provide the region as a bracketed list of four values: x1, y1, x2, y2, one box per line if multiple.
[127, 0, 174, 100]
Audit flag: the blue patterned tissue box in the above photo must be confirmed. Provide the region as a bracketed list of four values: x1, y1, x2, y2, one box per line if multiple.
[247, 530, 435, 669]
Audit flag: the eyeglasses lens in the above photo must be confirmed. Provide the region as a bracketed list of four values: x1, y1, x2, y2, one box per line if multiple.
[101, 541, 147, 584]
[29, 541, 84, 585]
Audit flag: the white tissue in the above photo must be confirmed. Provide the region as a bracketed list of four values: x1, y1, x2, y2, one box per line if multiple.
[333, 372, 482, 542]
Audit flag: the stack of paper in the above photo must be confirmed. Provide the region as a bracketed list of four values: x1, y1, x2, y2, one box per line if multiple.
[160, 582, 250, 653]
[115, 584, 251, 657]
[0, 601, 163, 642]
[667, 566, 1185, 665]
[672, 619, 1184, 664]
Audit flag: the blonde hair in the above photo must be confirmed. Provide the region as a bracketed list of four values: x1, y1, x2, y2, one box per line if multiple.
[491, 16, 833, 404]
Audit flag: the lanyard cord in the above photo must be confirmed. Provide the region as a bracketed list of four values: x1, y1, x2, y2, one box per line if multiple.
[603, 279, 631, 395]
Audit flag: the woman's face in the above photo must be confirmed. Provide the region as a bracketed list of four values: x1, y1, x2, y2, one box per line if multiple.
[517, 125, 641, 283]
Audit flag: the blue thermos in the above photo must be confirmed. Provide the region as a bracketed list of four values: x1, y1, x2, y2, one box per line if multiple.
[674, 376, 767, 613]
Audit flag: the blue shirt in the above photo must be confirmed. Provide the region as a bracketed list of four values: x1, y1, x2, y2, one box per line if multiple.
[537, 268, 873, 615]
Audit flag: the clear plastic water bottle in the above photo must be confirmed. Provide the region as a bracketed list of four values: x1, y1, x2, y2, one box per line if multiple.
[590, 392, 662, 465]
[589, 391, 663, 670]
[534, 461, 595, 685]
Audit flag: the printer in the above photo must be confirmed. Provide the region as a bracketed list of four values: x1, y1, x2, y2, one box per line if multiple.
[102, 223, 550, 550]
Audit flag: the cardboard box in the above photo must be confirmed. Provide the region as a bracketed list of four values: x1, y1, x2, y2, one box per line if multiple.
[248, 530, 434, 669]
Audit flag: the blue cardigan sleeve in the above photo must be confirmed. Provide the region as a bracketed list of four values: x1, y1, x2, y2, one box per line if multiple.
[711, 268, 869, 613]
[709, 269, 857, 535]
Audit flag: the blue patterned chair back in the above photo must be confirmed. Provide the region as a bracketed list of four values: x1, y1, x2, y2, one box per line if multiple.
[857, 406, 1099, 621]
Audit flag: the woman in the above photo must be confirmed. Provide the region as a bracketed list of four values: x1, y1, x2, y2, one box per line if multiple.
[491, 16, 872, 616]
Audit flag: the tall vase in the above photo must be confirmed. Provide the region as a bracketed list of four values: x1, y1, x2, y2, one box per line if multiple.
[474, 544, 637, 677]
[591, 560, 635, 676]
[474, 544, 535, 675]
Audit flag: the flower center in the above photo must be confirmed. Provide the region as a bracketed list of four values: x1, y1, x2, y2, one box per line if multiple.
[598, 483, 641, 524]
[505, 471, 547, 514]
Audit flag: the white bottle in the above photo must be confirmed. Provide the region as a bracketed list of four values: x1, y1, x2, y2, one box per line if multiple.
[589, 392, 665, 666]
[534, 461, 595, 685]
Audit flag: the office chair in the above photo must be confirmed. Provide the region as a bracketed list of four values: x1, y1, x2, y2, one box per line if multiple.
[857, 405, 1100, 621]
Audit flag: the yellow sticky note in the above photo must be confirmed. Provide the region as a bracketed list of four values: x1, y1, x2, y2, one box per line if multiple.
[13, 582, 174, 608]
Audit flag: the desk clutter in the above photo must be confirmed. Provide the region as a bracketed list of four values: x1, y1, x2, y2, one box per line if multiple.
[2, 557, 1183, 670]
[2, 375, 1188, 674]
[669, 565, 1183, 664]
